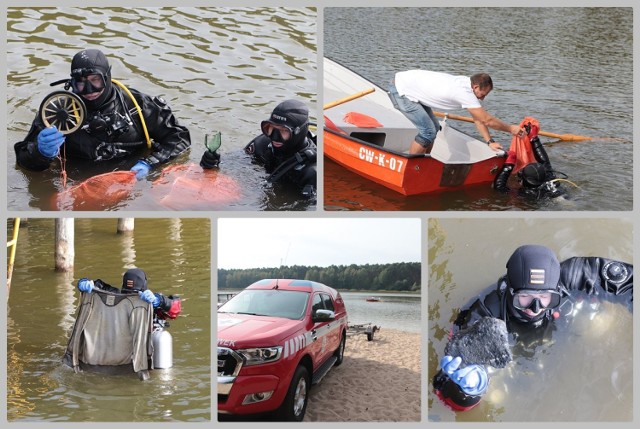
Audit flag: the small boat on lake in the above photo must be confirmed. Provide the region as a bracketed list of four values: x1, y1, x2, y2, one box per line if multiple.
[324, 57, 507, 196]
[366, 296, 381, 302]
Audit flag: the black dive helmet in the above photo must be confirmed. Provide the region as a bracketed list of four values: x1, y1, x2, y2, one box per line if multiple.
[505, 244, 562, 324]
[69, 49, 113, 109]
[517, 163, 548, 189]
[122, 268, 148, 292]
[261, 99, 309, 156]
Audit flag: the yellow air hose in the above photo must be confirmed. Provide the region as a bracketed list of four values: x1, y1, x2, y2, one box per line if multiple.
[112, 79, 152, 149]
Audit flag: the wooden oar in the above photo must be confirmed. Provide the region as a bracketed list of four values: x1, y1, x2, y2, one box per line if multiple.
[433, 111, 592, 142]
[324, 88, 375, 110]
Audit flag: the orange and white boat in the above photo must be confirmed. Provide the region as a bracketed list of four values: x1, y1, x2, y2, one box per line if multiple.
[323, 58, 507, 196]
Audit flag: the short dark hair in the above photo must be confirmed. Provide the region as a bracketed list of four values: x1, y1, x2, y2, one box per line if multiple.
[470, 73, 493, 91]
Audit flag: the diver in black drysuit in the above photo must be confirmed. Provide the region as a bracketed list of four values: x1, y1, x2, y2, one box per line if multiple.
[201, 99, 316, 199]
[246, 99, 316, 198]
[14, 49, 190, 179]
[433, 244, 633, 411]
[493, 123, 565, 199]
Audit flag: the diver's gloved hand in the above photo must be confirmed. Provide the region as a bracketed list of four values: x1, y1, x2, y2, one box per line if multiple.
[77, 278, 94, 293]
[440, 355, 488, 395]
[526, 122, 539, 139]
[200, 150, 221, 169]
[130, 160, 151, 180]
[37, 126, 65, 158]
[139, 289, 161, 308]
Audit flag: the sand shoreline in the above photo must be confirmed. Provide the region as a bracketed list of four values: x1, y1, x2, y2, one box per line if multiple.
[304, 328, 421, 422]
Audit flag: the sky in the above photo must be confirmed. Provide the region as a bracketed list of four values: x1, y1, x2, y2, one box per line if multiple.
[217, 218, 422, 269]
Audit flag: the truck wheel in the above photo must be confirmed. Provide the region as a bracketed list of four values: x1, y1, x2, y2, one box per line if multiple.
[333, 333, 346, 366]
[277, 365, 310, 421]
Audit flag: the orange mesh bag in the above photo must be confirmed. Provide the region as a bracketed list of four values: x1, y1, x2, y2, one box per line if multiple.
[343, 112, 383, 128]
[54, 171, 137, 210]
[151, 163, 242, 210]
[512, 116, 540, 173]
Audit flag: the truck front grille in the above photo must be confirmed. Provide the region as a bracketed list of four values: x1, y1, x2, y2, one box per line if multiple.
[217, 347, 243, 377]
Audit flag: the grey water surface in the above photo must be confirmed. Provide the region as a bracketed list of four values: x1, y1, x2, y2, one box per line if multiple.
[324, 7, 632, 211]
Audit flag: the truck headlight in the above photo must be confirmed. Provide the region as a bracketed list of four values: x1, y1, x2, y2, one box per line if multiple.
[238, 346, 283, 366]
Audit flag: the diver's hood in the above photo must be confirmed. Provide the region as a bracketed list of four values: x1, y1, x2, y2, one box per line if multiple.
[262, 99, 309, 155]
[69, 49, 114, 109]
[505, 244, 561, 324]
[518, 163, 547, 188]
[122, 268, 148, 292]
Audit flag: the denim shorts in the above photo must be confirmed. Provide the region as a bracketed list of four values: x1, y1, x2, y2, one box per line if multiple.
[387, 82, 439, 146]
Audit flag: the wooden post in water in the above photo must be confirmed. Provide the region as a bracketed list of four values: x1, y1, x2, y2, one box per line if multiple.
[117, 218, 135, 234]
[55, 218, 75, 272]
[119, 218, 136, 266]
[7, 218, 21, 294]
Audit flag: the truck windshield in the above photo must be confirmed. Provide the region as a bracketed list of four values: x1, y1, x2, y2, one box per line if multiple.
[218, 289, 309, 320]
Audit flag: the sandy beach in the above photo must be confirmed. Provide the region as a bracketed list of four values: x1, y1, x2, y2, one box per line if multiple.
[304, 328, 421, 422]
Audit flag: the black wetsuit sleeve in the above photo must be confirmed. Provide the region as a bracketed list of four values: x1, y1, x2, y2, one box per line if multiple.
[14, 115, 57, 171]
[453, 287, 503, 330]
[296, 162, 316, 190]
[92, 279, 121, 294]
[131, 89, 191, 168]
[291, 143, 317, 194]
[559, 257, 633, 310]
[244, 134, 272, 165]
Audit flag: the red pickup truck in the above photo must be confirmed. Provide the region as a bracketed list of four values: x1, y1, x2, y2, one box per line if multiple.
[217, 279, 348, 421]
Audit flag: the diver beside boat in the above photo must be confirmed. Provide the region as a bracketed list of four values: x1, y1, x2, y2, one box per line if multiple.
[493, 117, 568, 199]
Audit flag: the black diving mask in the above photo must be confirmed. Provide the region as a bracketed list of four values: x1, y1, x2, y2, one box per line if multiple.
[70, 68, 108, 95]
[510, 288, 562, 312]
[261, 121, 294, 143]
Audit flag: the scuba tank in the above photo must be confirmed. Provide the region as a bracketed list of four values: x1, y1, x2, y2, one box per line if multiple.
[152, 321, 173, 369]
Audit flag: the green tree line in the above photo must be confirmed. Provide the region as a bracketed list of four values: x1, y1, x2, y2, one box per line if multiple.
[218, 262, 420, 292]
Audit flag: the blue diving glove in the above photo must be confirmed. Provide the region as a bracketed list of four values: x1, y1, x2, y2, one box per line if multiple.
[77, 278, 94, 293]
[37, 126, 65, 158]
[130, 160, 151, 180]
[440, 355, 488, 395]
[139, 289, 161, 308]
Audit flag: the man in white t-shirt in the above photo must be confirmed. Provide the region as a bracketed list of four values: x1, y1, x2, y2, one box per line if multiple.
[388, 70, 524, 154]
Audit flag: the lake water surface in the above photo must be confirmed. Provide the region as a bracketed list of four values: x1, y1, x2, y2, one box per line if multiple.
[218, 290, 421, 334]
